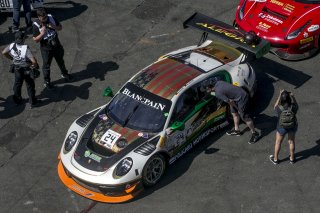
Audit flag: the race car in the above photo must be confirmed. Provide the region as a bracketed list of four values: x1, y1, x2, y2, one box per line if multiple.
[0, 0, 43, 12]
[234, 0, 320, 60]
[57, 12, 270, 203]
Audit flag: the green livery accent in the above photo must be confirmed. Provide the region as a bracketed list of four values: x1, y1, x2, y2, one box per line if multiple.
[171, 110, 227, 157]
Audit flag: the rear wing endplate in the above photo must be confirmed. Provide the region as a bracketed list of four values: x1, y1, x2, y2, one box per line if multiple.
[183, 12, 270, 58]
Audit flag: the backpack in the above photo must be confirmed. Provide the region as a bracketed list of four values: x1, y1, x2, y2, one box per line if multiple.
[279, 105, 296, 129]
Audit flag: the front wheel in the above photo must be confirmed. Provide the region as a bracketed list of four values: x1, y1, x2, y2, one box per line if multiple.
[142, 154, 166, 187]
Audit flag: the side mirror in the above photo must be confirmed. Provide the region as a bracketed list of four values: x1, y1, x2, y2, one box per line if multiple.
[170, 121, 185, 131]
[103, 86, 114, 97]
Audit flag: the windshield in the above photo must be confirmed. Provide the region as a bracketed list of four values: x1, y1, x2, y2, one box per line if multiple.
[106, 82, 171, 133]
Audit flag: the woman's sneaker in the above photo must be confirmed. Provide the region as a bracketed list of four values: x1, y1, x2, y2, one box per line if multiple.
[269, 155, 279, 165]
[289, 157, 295, 164]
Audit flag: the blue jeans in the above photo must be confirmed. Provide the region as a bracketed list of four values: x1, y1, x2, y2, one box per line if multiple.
[12, 0, 32, 28]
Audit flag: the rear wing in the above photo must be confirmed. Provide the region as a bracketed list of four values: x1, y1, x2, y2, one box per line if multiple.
[183, 12, 270, 59]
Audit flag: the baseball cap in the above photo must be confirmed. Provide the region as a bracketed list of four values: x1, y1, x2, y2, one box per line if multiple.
[15, 31, 25, 44]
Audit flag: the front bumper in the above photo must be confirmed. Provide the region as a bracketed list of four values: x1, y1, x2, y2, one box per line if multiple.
[270, 47, 318, 61]
[57, 161, 143, 203]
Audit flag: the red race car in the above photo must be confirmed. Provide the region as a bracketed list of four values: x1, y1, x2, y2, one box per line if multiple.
[234, 0, 320, 60]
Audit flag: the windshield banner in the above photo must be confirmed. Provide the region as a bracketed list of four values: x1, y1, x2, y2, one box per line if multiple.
[121, 83, 171, 113]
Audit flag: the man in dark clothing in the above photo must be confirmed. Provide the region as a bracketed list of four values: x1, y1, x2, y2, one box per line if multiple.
[11, 0, 32, 32]
[207, 80, 260, 144]
[2, 31, 41, 108]
[32, 7, 73, 90]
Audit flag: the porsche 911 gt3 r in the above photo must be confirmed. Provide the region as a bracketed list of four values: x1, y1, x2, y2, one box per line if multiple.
[0, 0, 43, 12]
[58, 13, 270, 203]
[234, 0, 320, 60]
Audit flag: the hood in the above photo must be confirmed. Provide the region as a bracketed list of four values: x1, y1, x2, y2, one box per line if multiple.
[72, 111, 156, 172]
[241, 0, 319, 39]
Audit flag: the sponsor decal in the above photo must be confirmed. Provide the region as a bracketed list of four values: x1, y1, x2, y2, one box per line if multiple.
[299, 43, 311, 50]
[258, 13, 283, 25]
[248, 0, 266, 2]
[303, 32, 309, 38]
[169, 121, 229, 164]
[138, 132, 149, 138]
[71, 184, 94, 197]
[84, 150, 102, 163]
[100, 129, 121, 149]
[195, 23, 257, 47]
[307, 25, 319, 33]
[122, 88, 166, 111]
[125, 184, 132, 189]
[270, 0, 284, 6]
[256, 22, 271, 32]
[283, 3, 295, 13]
[98, 114, 108, 121]
[300, 36, 314, 45]
[142, 133, 149, 139]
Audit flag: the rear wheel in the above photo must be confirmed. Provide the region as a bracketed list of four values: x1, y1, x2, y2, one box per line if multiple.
[142, 154, 166, 187]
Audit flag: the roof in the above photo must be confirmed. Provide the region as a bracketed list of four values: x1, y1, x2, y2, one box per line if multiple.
[130, 58, 202, 100]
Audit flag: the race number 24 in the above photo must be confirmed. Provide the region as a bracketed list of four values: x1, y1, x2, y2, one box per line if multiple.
[101, 129, 121, 149]
[0, 0, 10, 7]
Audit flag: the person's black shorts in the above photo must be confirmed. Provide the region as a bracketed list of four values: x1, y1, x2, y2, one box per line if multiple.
[230, 96, 251, 122]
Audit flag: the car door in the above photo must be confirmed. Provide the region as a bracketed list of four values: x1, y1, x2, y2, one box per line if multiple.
[165, 71, 231, 156]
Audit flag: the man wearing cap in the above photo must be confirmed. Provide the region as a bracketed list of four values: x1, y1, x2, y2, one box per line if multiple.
[2, 31, 41, 108]
[206, 80, 260, 144]
[32, 7, 73, 90]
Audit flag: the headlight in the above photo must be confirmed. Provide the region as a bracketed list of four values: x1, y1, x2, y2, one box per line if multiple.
[64, 131, 78, 152]
[286, 20, 311, 40]
[238, 0, 247, 20]
[114, 157, 133, 178]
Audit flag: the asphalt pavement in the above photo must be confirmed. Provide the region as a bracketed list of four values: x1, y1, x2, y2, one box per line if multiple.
[0, 0, 319, 212]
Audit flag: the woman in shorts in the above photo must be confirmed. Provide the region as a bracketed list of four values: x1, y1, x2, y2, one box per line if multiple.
[269, 90, 298, 165]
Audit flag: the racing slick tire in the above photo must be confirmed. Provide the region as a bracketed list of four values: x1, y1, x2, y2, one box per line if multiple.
[142, 154, 166, 187]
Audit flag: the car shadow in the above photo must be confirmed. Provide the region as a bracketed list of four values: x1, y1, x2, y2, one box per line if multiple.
[0, 1, 88, 46]
[250, 57, 312, 116]
[131, 129, 226, 202]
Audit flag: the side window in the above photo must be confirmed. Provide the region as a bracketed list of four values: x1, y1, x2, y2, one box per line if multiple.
[169, 71, 230, 125]
[170, 86, 201, 123]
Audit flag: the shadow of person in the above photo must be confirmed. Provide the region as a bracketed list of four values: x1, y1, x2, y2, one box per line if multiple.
[44, 1, 88, 22]
[0, 96, 26, 119]
[293, 139, 320, 163]
[51, 61, 119, 85]
[130, 128, 226, 203]
[37, 82, 92, 106]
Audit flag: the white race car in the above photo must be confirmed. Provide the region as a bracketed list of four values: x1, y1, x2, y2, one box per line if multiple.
[57, 13, 270, 203]
[0, 0, 43, 12]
